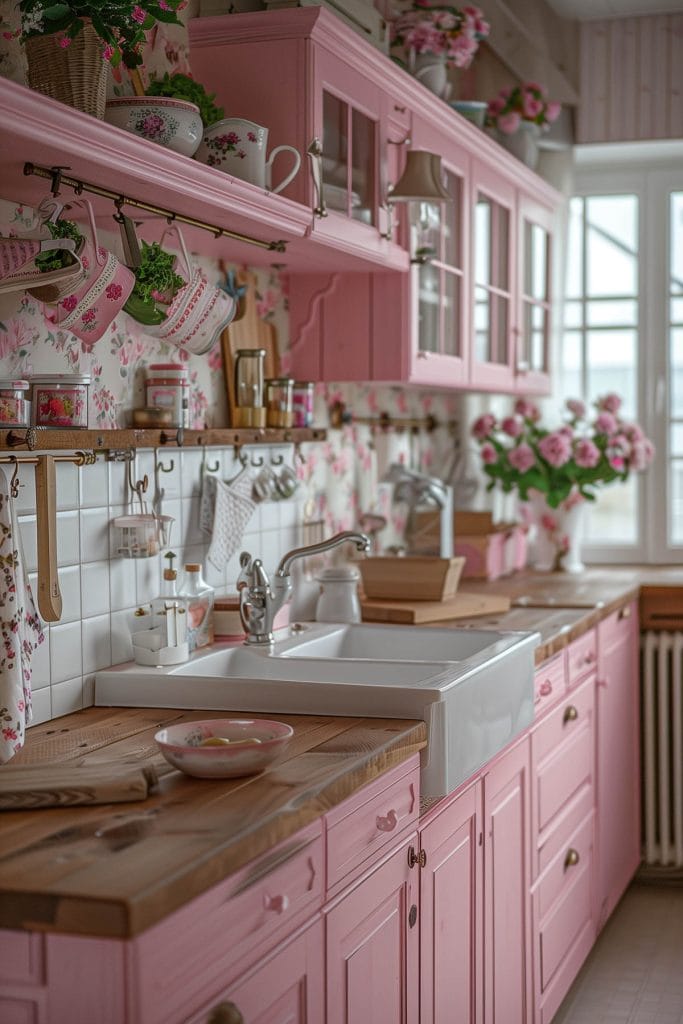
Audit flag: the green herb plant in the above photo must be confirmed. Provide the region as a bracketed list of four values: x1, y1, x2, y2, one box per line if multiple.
[35, 216, 84, 273]
[145, 72, 224, 129]
[123, 241, 185, 326]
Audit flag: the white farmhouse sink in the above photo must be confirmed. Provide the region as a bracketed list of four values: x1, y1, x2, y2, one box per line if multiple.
[95, 621, 539, 798]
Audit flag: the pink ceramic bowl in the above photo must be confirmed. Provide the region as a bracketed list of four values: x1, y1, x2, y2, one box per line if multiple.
[154, 718, 294, 779]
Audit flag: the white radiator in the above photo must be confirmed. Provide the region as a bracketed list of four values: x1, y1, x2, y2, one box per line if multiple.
[641, 631, 683, 867]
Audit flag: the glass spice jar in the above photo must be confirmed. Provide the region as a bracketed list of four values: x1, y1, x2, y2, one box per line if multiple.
[265, 377, 294, 428]
[29, 374, 90, 429]
[0, 379, 30, 428]
[144, 363, 189, 429]
[292, 381, 315, 428]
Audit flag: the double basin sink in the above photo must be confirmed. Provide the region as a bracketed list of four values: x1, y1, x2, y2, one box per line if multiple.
[95, 621, 539, 797]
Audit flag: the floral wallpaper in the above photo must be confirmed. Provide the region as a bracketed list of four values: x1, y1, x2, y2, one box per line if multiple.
[0, 0, 480, 550]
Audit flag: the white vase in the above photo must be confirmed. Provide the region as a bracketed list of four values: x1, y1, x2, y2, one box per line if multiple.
[528, 490, 586, 574]
[497, 122, 540, 169]
[410, 52, 450, 100]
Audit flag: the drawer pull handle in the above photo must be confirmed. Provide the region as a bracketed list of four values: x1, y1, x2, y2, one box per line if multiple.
[563, 705, 579, 724]
[564, 848, 580, 870]
[539, 680, 553, 697]
[264, 893, 289, 914]
[207, 1002, 244, 1024]
[618, 605, 631, 620]
[376, 809, 398, 832]
[583, 651, 596, 665]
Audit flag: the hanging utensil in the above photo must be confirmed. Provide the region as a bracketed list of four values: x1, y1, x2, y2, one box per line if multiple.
[35, 455, 62, 622]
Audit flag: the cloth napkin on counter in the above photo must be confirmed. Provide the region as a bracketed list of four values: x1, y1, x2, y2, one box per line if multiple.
[206, 472, 256, 572]
[0, 468, 45, 763]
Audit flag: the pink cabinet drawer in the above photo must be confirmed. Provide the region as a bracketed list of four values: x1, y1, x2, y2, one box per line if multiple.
[532, 676, 595, 836]
[534, 652, 566, 712]
[538, 842, 593, 992]
[567, 629, 597, 687]
[326, 755, 420, 893]
[134, 822, 324, 1024]
[537, 813, 593, 921]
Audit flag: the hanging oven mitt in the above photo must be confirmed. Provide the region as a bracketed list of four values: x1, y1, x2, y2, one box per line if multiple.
[206, 473, 256, 572]
[0, 468, 45, 764]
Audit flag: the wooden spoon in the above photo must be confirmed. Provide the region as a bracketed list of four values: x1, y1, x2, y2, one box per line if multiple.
[35, 455, 62, 622]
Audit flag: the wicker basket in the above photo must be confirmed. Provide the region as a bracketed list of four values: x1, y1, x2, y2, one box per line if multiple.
[25, 22, 109, 120]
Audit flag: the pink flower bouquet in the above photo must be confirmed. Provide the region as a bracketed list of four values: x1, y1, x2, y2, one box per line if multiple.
[471, 395, 655, 509]
[390, 1, 490, 71]
[486, 82, 561, 135]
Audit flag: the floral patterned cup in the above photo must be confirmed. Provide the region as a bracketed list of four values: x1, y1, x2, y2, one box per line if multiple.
[43, 199, 135, 345]
[104, 97, 203, 158]
[196, 117, 301, 195]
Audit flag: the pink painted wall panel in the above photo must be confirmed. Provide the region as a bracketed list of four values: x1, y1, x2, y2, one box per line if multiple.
[578, 14, 683, 143]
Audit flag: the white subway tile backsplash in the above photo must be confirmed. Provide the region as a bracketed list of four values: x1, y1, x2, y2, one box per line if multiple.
[81, 507, 110, 563]
[56, 511, 80, 567]
[56, 462, 79, 510]
[57, 565, 82, 624]
[21, 445, 305, 722]
[80, 457, 109, 508]
[82, 614, 112, 675]
[13, 465, 36, 515]
[51, 676, 83, 718]
[50, 621, 82, 683]
[30, 687, 51, 725]
[81, 561, 110, 618]
[110, 608, 135, 666]
[18, 514, 38, 573]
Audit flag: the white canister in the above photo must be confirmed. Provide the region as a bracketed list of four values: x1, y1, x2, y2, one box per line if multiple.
[315, 566, 361, 624]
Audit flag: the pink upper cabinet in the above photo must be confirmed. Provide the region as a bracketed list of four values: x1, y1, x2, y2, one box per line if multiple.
[189, 8, 410, 272]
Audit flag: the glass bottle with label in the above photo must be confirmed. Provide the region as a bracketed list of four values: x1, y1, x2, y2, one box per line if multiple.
[181, 563, 215, 652]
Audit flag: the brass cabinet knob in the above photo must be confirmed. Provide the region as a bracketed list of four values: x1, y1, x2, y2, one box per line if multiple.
[207, 1002, 244, 1024]
[563, 704, 579, 725]
[407, 845, 427, 869]
[564, 848, 580, 870]
[618, 604, 631, 620]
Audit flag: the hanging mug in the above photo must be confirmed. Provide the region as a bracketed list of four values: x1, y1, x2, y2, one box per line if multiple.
[196, 117, 301, 195]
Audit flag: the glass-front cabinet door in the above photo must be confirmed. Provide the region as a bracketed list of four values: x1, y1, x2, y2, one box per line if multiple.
[469, 160, 516, 390]
[516, 193, 554, 394]
[322, 90, 378, 227]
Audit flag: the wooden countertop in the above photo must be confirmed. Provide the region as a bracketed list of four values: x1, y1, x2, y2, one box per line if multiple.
[0, 707, 426, 939]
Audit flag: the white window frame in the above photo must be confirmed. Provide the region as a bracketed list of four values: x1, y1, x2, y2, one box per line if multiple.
[569, 142, 683, 565]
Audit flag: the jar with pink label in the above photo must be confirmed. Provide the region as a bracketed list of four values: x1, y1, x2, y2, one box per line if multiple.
[292, 381, 314, 428]
[0, 380, 30, 428]
[29, 374, 90, 429]
[145, 363, 189, 428]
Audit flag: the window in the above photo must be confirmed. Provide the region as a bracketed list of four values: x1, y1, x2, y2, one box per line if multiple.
[561, 145, 683, 563]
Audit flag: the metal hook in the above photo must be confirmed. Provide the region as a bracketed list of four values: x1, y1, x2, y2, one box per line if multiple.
[8, 457, 20, 499]
[250, 453, 264, 468]
[127, 454, 148, 498]
[294, 443, 306, 465]
[200, 444, 220, 475]
[270, 453, 284, 466]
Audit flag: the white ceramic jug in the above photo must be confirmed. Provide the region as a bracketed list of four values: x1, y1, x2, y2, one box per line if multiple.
[197, 117, 301, 194]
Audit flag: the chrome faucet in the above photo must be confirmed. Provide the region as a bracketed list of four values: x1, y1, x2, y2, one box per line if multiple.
[237, 530, 371, 645]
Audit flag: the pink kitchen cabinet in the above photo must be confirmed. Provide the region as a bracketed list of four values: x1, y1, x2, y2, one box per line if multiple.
[189, 8, 409, 273]
[419, 780, 483, 1024]
[325, 832, 420, 1024]
[596, 601, 641, 930]
[483, 737, 532, 1024]
[187, 917, 324, 1024]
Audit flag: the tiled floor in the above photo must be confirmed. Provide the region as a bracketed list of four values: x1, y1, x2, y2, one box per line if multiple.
[553, 884, 683, 1024]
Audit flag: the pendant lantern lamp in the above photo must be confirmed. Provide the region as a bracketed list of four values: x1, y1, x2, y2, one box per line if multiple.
[387, 150, 452, 204]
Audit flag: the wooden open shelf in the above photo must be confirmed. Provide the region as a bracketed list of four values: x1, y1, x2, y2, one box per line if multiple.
[0, 427, 327, 453]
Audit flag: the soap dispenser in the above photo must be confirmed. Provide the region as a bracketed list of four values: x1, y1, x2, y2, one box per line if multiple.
[181, 562, 215, 652]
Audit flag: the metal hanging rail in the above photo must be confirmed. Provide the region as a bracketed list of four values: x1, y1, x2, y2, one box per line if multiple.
[329, 400, 458, 435]
[23, 163, 288, 253]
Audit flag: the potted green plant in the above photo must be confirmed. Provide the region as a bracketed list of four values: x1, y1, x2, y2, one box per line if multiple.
[123, 241, 185, 326]
[19, 0, 183, 119]
[145, 72, 224, 130]
[27, 213, 85, 304]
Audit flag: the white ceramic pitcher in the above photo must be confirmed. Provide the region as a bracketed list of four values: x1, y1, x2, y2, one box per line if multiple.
[196, 117, 301, 194]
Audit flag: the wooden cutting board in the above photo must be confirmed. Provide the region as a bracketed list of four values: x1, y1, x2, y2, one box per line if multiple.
[361, 592, 511, 624]
[221, 269, 280, 425]
[0, 763, 159, 810]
